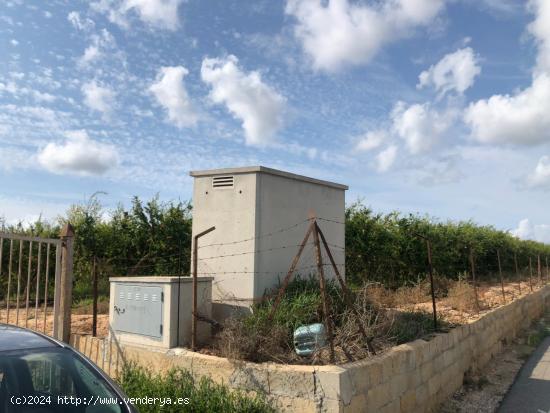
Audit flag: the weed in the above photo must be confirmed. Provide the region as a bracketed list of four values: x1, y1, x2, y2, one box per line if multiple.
[72, 296, 110, 315]
[447, 279, 478, 313]
[119, 363, 274, 413]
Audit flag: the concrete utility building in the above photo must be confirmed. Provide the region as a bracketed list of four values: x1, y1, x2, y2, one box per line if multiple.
[190, 166, 347, 320]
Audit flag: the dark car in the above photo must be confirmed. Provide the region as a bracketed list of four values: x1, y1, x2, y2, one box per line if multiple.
[0, 324, 136, 413]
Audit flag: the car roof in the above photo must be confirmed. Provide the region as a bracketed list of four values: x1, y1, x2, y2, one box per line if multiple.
[0, 324, 60, 352]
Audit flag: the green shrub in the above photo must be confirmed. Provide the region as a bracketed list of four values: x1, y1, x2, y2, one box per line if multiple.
[251, 275, 346, 332]
[388, 311, 440, 344]
[119, 363, 275, 413]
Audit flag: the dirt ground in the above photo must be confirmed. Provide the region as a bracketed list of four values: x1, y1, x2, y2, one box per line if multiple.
[401, 280, 543, 325]
[0, 308, 109, 337]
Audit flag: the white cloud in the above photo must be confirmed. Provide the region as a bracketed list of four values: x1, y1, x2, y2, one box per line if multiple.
[0, 81, 56, 103]
[464, 73, 550, 145]
[81, 81, 116, 115]
[511, 218, 550, 243]
[149, 66, 198, 128]
[285, 0, 445, 72]
[528, 0, 550, 74]
[78, 29, 115, 66]
[464, 1, 550, 146]
[10, 39, 18, 46]
[527, 155, 550, 188]
[0, 81, 18, 94]
[124, 0, 184, 30]
[355, 130, 386, 152]
[67, 11, 95, 31]
[418, 47, 481, 97]
[201, 55, 286, 146]
[38, 130, 119, 175]
[375, 145, 398, 172]
[392, 102, 456, 154]
[91, 0, 184, 30]
[90, 0, 129, 28]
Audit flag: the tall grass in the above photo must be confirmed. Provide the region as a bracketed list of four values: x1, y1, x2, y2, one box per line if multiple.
[119, 363, 275, 413]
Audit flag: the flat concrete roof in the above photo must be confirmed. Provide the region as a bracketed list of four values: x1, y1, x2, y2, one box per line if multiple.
[189, 166, 348, 190]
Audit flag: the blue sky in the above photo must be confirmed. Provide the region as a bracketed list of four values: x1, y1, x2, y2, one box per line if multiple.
[1, 0, 550, 242]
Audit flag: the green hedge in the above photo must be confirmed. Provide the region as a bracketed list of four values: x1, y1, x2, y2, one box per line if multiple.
[2, 197, 549, 299]
[345, 203, 550, 288]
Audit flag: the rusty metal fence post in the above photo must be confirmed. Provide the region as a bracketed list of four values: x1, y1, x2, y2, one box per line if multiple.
[497, 250, 505, 303]
[191, 226, 215, 351]
[514, 252, 521, 295]
[469, 247, 481, 311]
[529, 257, 534, 292]
[537, 255, 542, 286]
[57, 223, 74, 343]
[92, 256, 98, 337]
[312, 222, 335, 363]
[546, 256, 549, 284]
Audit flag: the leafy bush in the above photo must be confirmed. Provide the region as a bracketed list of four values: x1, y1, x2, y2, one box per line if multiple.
[119, 363, 275, 413]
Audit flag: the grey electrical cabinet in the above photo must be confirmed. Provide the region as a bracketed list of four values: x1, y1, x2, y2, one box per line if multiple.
[109, 276, 213, 349]
[112, 284, 164, 339]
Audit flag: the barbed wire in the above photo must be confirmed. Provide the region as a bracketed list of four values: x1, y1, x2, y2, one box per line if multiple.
[196, 218, 313, 250]
[196, 262, 345, 276]
[197, 242, 316, 260]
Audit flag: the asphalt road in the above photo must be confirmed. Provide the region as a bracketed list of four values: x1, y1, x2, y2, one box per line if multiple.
[499, 336, 550, 413]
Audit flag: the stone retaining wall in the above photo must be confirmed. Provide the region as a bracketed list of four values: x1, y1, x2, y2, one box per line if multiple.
[72, 285, 550, 412]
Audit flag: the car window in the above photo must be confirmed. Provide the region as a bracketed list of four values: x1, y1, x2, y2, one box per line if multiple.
[25, 354, 76, 396]
[1, 348, 125, 413]
[72, 356, 122, 413]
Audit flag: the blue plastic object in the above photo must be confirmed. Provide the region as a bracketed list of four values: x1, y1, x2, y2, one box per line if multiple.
[293, 323, 327, 356]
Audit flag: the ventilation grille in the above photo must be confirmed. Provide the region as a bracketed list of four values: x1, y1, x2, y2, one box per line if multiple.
[212, 175, 234, 188]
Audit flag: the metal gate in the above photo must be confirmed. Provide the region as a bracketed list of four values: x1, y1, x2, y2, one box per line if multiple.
[0, 224, 74, 342]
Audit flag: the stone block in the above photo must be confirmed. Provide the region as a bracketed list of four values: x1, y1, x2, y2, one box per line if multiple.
[343, 394, 367, 413]
[415, 383, 429, 407]
[380, 399, 400, 413]
[380, 354, 394, 383]
[420, 361, 433, 383]
[368, 361, 383, 387]
[366, 382, 391, 411]
[390, 373, 407, 400]
[268, 366, 316, 399]
[427, 373, 441, 397]
[400, 390, 416, 412]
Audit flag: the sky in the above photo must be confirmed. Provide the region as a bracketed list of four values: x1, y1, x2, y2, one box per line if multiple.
[0, 0, 550, 243]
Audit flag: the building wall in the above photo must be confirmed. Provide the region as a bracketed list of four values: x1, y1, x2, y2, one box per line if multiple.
[92, 286, 550, 412]
[192, 173, 258, 318]
[191, 169, 346, 320]
[254, 172, 346, 298]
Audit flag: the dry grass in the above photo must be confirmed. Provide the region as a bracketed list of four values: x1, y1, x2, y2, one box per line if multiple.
[72, 298, 110, 315]
[215, 283, 442, 365]
[393, 282, 430, 305]
[216, 317, 291, 363]
[212, 277, 546, 365]
[447, 280, 479, 313]
[362, 283, 395, 307]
